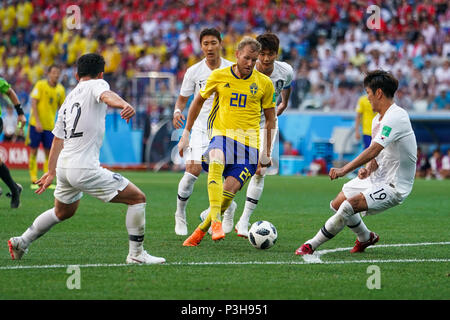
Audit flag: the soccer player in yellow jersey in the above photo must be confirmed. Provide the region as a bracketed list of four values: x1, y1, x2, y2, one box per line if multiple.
[28, 65, 65, 187]
[355, 95, 377, 149]
[178, 36, 276, 246]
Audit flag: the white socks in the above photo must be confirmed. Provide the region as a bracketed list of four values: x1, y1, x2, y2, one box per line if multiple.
[346, 213, 370, 242]
[176, 172, 198, 215]
[21, 208, 61, 247]
[328, 200, 371, 242]
[307, 200, 354, 250]
[239, 174, 265, 225]
[126, 203, 146, 256]
[20, 203, 149, 257]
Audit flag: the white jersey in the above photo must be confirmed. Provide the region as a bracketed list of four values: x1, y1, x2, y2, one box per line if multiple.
[53, 79, 110, 169]
[259, 60, 294, 128]
[179, 57, 234, 132]
[370, 103, 417, 199]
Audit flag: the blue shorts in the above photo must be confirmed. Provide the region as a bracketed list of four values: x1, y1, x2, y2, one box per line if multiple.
[363, 135, 372, 149]
[28, 125, 54, 149]
[202, 136, 258, 188]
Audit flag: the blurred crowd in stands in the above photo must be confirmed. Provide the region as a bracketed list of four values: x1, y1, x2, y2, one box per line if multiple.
[0, 0, 449, 117]
[416, 147, 450, 179]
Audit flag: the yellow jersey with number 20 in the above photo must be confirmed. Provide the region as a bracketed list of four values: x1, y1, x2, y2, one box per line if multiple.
[200, 65, 275, 149]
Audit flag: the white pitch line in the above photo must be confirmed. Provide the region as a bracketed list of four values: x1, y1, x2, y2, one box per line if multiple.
[303, 241, 450, 264]
[1, 242, 449, 271]
[0, 259, 449, 271]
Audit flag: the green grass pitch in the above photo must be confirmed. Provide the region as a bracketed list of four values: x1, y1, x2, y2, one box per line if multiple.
[0, 170, 449, 300]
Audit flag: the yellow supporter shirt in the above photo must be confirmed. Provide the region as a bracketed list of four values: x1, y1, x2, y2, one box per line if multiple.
[1, 5, 16, 32]
[38, 42, 59, 67]
[30, 80, 66, 130]
[16, 1, 33, 28]
[200, 65, 275, 149]
[26, 64, 45, 84]
[67, 35, 84, 65]
[356, 95, 376, 136]
[81, 38, 99, 55]
[102, 47, 122, 73]
[6, 55, 20, 69]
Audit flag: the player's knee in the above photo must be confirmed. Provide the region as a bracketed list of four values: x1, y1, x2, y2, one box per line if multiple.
[345, 196, 365, 214]
[331, 192, 346, 212]
[134, 190, 146, 204]
[54, 207, 76, 221]
[186, 163, 202, 177]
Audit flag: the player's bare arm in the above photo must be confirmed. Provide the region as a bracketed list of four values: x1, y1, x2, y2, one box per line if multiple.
[260, 107, 276, 167]
[6, 87, 26, 128]
[358, 158, 379, 179]
[172, 95, 189, 129]
[178, 93, 207, 157]
[35, 137, 64, 194]
[329, 142, 384, 180]
[100, 90, 135, 123]
[276, 87, 291, 116]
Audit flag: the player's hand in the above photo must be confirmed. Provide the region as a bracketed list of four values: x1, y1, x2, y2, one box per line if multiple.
[17, 114, 26, 129]
[35, 122, 43, 133]
[276, 102, 287, 116]
[358, 167, 369, 179]
[355, 131, 361, 140]
[329, 167, 345, 180]
[173, 112, 185, 129]
[178, 129, 190, 157]
[35, 171, 55, 195]
[120, 104, 135, 123]
[259, 154, 272, 168]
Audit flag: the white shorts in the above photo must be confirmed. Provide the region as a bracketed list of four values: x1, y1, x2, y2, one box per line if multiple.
[54, 167, 130, 204]
[185, 128, 210, 163]
[259, 118, 279, 156]
[342, 177, 404, 215]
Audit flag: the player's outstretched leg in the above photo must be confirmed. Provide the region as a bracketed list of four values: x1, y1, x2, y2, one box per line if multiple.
[175, 171, 198, 235]
[8, 206, 65, 260]
[235, 173, 265, 238]
[207, 159, 225, 241]
[295, 200, 354, 255]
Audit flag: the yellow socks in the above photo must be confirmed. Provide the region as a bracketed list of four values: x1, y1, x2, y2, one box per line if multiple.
[198, 160, 224, 232]
[207, 160, 224, 222]
[29, 153, 38, 183]
[221, 190, 235, 217]
[44, 155, 49, 173]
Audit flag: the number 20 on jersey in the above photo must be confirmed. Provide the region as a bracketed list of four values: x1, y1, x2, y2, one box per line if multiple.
[230, 93, 247, 108]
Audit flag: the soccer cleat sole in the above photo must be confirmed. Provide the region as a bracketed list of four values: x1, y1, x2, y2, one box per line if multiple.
[8, 240, 17, 260]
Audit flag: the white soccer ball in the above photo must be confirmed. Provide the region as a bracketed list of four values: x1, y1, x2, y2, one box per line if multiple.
[248, 220, 277, 249]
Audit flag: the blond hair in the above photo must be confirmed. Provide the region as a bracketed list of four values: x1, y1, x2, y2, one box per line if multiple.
[237, 36, 261, 52]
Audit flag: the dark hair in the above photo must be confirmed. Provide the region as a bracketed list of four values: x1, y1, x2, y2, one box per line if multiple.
[76, 53, 105, 78]
[199, 28, 221, 44]
[363, 70, 398, 98]
[256, 33, 279, 53]
[48, 64, 61, 73]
